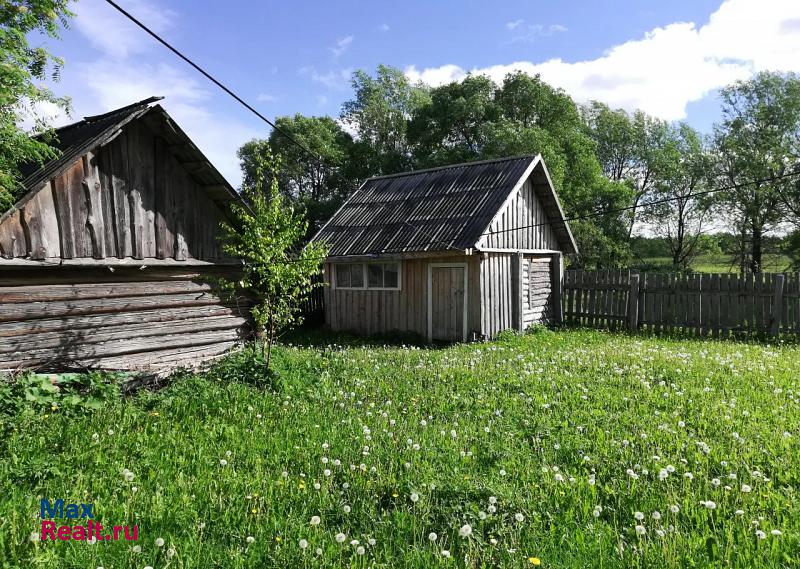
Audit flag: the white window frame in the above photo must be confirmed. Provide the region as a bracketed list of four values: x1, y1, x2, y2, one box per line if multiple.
[332, 261, 402, 291]
[427, 262, 469, 342]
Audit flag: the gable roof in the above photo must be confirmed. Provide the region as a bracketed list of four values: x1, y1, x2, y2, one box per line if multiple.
[9, 97, 239, 220]
[311, 155, 577, 257]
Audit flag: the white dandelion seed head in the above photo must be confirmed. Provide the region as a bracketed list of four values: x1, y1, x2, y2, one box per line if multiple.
[458, 524, 472, 537]
[246, 536, 255, 544]
[155, 538, 165, 547]
[310, 516, 321, 526]
[428, 532, 438, 542]
[335, 533, 346, 543]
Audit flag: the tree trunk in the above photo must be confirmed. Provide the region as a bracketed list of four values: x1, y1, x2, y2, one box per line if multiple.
[751, 221, 763, 274]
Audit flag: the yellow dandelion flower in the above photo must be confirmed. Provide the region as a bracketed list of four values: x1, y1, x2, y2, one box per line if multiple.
[392, 492, 399, 498]
[275, 536, 282, 542]
[251, 508, 257, 514]
[528, 557, 541, 565]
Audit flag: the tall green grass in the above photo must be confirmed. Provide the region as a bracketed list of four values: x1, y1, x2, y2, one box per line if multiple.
[1, 330, 798, 567]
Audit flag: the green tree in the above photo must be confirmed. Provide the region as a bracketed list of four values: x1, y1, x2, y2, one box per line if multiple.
[712, 71, 800, 273]
[644, 123, 713, 269]
[407, 71, 633, 268]
[0, 0, 73, 211]
[341, 64, 430, 175]
[581, 102, 673, 237]
[408, 74, 500, 165]
[220, 151, 327, 372]
[239, 114, 358, 235]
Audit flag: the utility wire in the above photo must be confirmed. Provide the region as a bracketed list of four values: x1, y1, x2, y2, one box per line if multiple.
[103, 0, 322, 166]
[103, 0, 463, 253]
[102, 0, 800, 258]
[482, 169, 800, 237]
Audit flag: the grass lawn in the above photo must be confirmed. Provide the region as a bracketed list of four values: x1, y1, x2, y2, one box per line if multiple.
[1, 329, 799, 568]
[640, 254, 791, 273]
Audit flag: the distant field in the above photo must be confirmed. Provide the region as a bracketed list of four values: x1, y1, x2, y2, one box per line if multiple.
[641, 254, 792, 274]
[1, 330, 798, 567]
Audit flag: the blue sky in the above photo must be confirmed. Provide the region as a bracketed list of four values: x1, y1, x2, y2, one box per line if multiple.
[28, 0, 800, 186]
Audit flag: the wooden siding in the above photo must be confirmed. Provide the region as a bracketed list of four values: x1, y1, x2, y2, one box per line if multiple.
[0, 267, 249, 373]
[521, 255, 554, 328]
[0, 119, 227, 262]
[324, 255, 480, 339]
[481, 178, 560, 250]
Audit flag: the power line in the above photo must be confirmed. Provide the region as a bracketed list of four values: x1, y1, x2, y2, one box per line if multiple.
[103, 0, 463, 254]
[102, 0, 322, 166]
[482, 169, 800, 237]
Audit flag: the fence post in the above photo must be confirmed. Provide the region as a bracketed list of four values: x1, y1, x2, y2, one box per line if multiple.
[628, 273, 640, 331]
[770, 274, 785, 335]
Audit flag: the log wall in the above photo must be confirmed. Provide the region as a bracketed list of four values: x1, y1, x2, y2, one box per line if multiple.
[0, 267, 250, 373]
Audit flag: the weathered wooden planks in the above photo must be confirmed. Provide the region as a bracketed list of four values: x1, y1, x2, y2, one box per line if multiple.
[0, 271, 250, 372]
[0, 115, 229, 264]
[564, 269, 800, 336]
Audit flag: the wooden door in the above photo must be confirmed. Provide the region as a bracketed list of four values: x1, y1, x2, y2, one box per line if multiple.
[428, 264, 467, 341]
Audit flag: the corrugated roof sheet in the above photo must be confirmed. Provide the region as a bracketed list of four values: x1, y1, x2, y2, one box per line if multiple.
[313, 156, 536, 256]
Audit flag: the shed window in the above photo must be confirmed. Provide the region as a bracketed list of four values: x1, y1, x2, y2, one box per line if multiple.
[335, 262, 400, 290]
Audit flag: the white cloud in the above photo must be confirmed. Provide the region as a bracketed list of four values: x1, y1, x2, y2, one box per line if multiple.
[329, 35, 354, 58]
[73, 0, 175, 59]
[64, 0, 260, 186]
[81, 59, 259, 185]
[379, 23, 390, 32]
[299, 66, 352, 90]
[504, 21, 567, 42]
[407, 0, 800, 121]
[256, 93, 278, 103]
[316, 94, 329, 106]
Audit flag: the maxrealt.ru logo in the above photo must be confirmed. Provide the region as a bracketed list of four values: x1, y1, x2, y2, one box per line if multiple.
[39, 498, 138, 542]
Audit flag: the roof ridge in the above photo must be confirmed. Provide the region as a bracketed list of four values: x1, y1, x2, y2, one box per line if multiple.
[52, 96, 163, 134]
[365, 155, 537, 182]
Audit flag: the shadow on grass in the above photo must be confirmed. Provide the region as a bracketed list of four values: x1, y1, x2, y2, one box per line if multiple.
[277, 323, 441, 350]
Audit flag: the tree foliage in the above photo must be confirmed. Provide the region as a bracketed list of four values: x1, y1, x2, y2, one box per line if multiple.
[220, 151, 327, 371]
[341, 64, 430, 175]
[0, 0, 73, 212]
[239, 114, 358, 235]
[712, 71, 800, 273]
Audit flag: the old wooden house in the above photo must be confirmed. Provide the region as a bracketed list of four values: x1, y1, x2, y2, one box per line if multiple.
[0, 97, 249, 373]
[310, 155, 578, 341]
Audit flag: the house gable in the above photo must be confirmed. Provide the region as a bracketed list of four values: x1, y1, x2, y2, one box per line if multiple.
[475, 158, 577, 254]
[0, 106, 236, 262]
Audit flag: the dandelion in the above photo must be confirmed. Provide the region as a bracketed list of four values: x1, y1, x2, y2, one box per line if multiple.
[652, 511, 661, 521]
[166, 547, 176, 558]
[459, 524, 472, 537]
[771, 529, 782, 536]
[478, 511, 487, 520]
[324, 469, 331, 477]
[245, 536, 255, 544]
[634, 512, 645, 521]
[410, 492, 419, 503]
[528, 558, 542, 565]
[635, 525, 647, 535]
[684, 472, 694, 481]
[315, 547, 323, 555]
[219, 459, 228, 466]
[122, 468, 135, 482]
[701, 500, 717, 509]
[755, 530, 766, 539]
[155, 537, 165, 547]
[310, 516, 321, 526]
[29, 532, 39, 542]
[488, 496, 497, 504]
[335, 533, 346, 543]
[132, 545, 142, 553]
[428, 532, 438, 542]
[350, 539, 359, 546]
[741, 484, 752, 493]
[368, 538, 376, 546]
[442, 550, 451, 558]
[712, 478, 721, 487]
[670, 505, 680, 514]
[515, 513, 525, 522]
[343, 505, 351, 514]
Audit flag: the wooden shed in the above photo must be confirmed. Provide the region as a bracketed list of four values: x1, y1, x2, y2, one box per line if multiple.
[0, 97, 250, 373]
[310, 155, 578, 341]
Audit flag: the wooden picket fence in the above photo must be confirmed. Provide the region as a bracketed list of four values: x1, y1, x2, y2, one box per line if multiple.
[563, 270, 800, 336]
